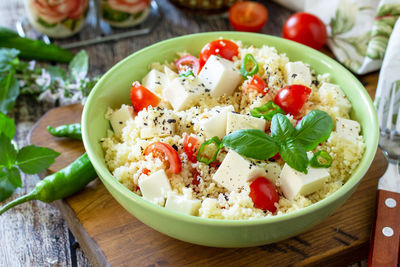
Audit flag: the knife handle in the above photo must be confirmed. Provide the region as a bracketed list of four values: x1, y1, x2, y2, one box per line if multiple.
[368, 189, 400, 267]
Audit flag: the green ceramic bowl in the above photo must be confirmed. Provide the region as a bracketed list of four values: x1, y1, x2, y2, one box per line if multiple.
[82, 32, 378, 247]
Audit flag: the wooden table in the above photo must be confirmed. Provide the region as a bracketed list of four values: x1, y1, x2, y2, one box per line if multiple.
[0, 1, 375, 266]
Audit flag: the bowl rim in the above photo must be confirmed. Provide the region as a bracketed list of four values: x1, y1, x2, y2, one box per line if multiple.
[82, 31, 379, 226]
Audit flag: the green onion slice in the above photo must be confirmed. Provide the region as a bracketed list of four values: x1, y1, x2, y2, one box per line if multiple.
[250, 101, 285, 121]
[240, 54, 259, 78]
[179, 70, 194, 77]
[309, 150, 332, 168]
[196, 136, 222, 164]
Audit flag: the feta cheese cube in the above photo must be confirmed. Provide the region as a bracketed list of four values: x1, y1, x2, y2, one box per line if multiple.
[138, 169, 172, 205]
[163, 76, 207, 111]
[264, 162, 282, 183]
[109, 104, 133, 136]
[212, 150, 267, 192]
[136, 108, 177, 139]
[285, 62, 312, 87]
[198, 55, 242, 98]
[226, 112, 266, 134]
[165, 193, 201, 216]
[141, 69, 165, 96]
[280, 163, 330, 200]
[198, 105, 235, 139]
[319, 82, 352, 113]
[335, 117, 361, 141]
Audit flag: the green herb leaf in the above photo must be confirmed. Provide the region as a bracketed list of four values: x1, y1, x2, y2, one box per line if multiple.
[69, 50, 88, 81]
[222, 129, 279, 160]
[280, 140, 309, 174]
[0, 72, 20, 114]
[16, 145, 60, 174]
[46, 65, 67, 81]
[0, 112, 16, 140]
[0, 133, 17, 169]
[0, 48, 19, 72]
[294, 110, 334, 151]
[270, 113, 294, 144]
[0, 27, 20, 38]
[0, 166, 21, 202]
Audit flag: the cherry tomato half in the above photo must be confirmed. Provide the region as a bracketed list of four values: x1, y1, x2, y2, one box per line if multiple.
[248, 74, 268, 94]
[175, 55, 200, 75]
[183, 134, 199, 163]
[144, 142, 182, 174]
[282, 12, 327, 50]
[249, 177, 279, 212]
[274, 84, 311, 116]
[229, 1, 268, 32]
[199, 39, 239, 69]
[130, 81, 160, 112]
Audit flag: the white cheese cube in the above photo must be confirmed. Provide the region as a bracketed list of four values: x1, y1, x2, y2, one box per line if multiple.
[285, 61, 312, 87]
[163, 76, 207, 111]
[226, 112, 266, 134]
[335, 117, 361, 141]
[138, 169, 172, 205]
[165, 193, 201, 216]
[164, 66, 178, 80]
[319, 82, 352, 113]
[212, 150, 267, 192]
[198, 55, 242, 98]
[109, 104, 133, 136]
[141, 69, 165, 96]
[264, 162, 282, 183]
[198, 105, 235, 139]
[136, 108, 177, 139]
[280, 163, 330, 200]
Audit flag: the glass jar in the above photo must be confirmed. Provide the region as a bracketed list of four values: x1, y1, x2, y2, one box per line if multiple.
[100, 0, 152, 28]
[25, 0, 89, 38]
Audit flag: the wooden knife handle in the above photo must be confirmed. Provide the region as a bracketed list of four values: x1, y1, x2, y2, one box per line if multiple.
[368, 189, 400, 267]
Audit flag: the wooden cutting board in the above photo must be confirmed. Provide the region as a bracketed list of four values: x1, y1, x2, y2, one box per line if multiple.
[29, 100, 386, 267]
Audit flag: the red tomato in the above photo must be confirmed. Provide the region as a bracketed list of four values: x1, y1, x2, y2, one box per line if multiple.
[191, 168, 201, 188]
[183, 135, 199, 163]
[248, 74, 267, 94]
[270, 153, 281, 161]
[175, 55, 200, 75]
[282, 12, 327, 50]
[199, 39, 239, 69]
[130, 81, 160, 112]
[144, 142, 182, 174]
[249, 177, 279, 212]
[274, 84, 311, 116]
[229, 1, 268, 32]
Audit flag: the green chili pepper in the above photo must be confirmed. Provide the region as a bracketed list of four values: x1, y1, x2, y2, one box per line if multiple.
[196, 136, 222, 164]
[47, 123, 82, 140]
[240, 54, 259, 78]
[0, 153, 97, 215]
[250, 101, 285, 121]
[309, 150, 332, 168]
[179, 70, 194, 77]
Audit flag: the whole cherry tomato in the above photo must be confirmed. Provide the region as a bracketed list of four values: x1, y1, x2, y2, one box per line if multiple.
[248, 74, 268, 94]
[249, 177, 279, 212]
[183, 134, 199, 163]
[274, 84, 312, 116]
[175, 55, 200, 75]
[229, 1, 268, 32]
[199, 39, 239, 69]
[282, 12, 327, 50]
[144, 142, 182, 174]
[130, 81, 160, 112]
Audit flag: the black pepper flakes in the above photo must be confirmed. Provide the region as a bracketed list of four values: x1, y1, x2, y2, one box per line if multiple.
[167, 119, 176, 123]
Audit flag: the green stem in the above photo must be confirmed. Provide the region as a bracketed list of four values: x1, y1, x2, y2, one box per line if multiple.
[0, 192, 38, 215]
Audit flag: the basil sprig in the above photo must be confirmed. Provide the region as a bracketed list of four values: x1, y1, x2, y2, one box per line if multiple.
[222, 110, 334, 173]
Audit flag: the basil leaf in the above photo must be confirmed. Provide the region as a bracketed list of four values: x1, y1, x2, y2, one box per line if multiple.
[0, 166, 21, 202]
[16, 145, 60, 174]
[0, 48, 19, 72]
[0, 133, 17, 169]
[0, 112, 15, 140]
[270, 113, 294, 144]
[69, 50, 88, 81]
[46, 65, 67, 81]
[222, 129, 279, 160]
[0, 27, 20, 38]
[280, 139, 309, 173]
[294, 110, 334, 151]
[0, 72, 20, 114]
